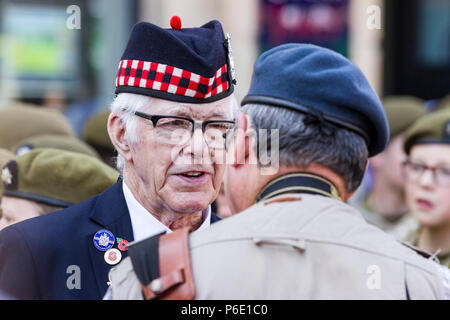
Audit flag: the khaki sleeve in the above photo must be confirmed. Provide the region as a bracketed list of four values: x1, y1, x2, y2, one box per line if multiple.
[405, 261, 446, 300]
[437, 264, 450, 300]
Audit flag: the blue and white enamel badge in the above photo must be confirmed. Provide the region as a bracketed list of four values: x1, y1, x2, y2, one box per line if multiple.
[93, 229, 115, 251]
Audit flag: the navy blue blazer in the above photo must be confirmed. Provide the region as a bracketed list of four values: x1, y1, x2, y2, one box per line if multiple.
[0, 180, 221, 299]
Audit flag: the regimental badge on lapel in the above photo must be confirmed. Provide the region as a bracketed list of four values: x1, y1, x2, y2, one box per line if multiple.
[93, 229, 115, 251]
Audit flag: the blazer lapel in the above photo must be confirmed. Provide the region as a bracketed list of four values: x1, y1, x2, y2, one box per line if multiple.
[86, 180, 134, 298]
[210, 212, 222, 223]
[86, 180, 221, 298]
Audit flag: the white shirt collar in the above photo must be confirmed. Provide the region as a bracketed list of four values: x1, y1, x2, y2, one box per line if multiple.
[122, 180, 211, 242]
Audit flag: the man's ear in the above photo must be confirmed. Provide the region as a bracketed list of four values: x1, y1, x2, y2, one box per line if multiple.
[369, 153, 383, 171]
[107, 113, 132, 161]
[344, 160, 370, 202]
[232, 111, 250, 167]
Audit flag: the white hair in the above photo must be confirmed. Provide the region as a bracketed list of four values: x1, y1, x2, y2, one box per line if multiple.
[110, 92, 238, 174]
[110, 93, 153, 174]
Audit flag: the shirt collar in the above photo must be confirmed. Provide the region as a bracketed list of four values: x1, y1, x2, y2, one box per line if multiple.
[122, 180, 211, 242]
[256, 172, 342, 203]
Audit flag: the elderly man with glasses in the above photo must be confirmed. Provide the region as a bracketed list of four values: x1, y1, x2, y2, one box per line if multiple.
[0, 17, 237, 300]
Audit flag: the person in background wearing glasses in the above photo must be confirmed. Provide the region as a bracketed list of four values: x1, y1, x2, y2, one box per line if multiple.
[402, 108, 450, 268]
[0, 17, 237, 299]
[349, 96, 425, 239]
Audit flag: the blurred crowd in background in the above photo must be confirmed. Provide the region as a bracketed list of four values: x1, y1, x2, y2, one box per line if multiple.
[0, 0, 449, 266]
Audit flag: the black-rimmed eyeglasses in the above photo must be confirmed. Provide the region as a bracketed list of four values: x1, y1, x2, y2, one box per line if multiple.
[402, 159, 450, 187]
[132, 110, 235, 149]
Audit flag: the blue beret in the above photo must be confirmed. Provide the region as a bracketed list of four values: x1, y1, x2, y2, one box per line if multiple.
[115, 19, 236, 103]
[241, 43, 389, 157]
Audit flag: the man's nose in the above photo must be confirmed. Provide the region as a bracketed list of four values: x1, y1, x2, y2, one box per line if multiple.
[183, 128, 209, 162]
[419, 169, 435, 189]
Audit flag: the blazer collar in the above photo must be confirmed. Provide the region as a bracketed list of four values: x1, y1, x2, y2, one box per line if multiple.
[88, 179, 132, 228]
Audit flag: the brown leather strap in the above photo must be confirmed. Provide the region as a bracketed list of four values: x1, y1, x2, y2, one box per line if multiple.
[142, 269, 185, 299]
[141, 227, 195, 300]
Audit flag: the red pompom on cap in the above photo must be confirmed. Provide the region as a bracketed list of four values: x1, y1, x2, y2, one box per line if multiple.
[170, 16, 182, 30]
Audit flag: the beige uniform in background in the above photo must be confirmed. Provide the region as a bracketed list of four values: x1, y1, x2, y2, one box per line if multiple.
[108, 194, 447, 299]
[348, 189, 419, 241]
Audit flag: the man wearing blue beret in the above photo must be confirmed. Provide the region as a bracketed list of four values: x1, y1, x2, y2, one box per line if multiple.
[0, 17, 237, 299]
[107, 43, 449, 299]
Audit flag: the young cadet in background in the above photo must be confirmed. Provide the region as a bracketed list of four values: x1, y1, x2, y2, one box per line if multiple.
[403, 108, 450, 268]
[349, 96, 424, 239]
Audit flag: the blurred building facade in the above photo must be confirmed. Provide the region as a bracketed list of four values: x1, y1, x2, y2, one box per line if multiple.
[139, 0, 449, 102]
[0, 0, 448, 131]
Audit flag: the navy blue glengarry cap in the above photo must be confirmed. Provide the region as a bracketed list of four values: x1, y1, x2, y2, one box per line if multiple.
[115, 18, 236, 103]
[241, 43, 389, 157]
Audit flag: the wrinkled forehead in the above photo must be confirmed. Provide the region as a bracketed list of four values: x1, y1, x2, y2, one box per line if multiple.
[145, 96, 235, 120]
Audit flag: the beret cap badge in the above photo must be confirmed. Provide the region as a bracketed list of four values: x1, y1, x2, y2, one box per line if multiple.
[170, 15, 182, 30]
[1, 160, 17, 190]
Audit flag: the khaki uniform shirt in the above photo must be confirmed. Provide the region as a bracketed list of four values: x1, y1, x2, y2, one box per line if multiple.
[108, 194, 448, 300]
